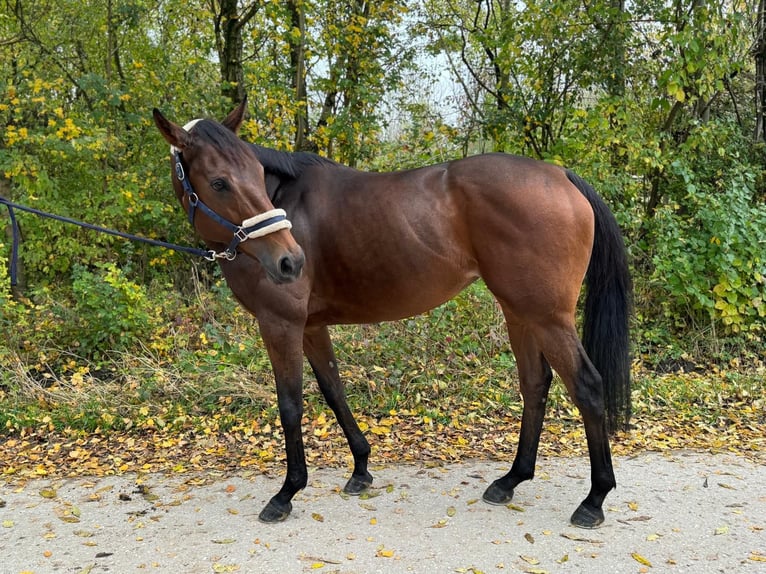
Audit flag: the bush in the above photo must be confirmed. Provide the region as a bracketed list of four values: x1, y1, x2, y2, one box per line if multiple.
[648, 160, 766, 338]
[69, 262, 161, 359]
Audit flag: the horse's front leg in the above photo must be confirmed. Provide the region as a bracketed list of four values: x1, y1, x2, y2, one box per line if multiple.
[304, 325, 373, 494]
[258, 321, 308, 523]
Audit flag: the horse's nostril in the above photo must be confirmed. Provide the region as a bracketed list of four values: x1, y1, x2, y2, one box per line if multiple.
[279, 252, 304, 279]
[280, 256, 293, 276]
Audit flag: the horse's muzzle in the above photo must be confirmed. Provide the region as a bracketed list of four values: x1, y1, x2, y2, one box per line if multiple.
[272, 248, 305, 284]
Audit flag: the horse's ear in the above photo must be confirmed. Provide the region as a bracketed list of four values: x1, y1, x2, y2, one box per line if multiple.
[222, 95, 248, 133]
[153, 108, 191, 151]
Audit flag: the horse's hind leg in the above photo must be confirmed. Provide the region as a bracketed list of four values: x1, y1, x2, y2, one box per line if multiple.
[532, 319, 616, 528]
[483, 322, 553, 505]
[303, 325, 373, 494]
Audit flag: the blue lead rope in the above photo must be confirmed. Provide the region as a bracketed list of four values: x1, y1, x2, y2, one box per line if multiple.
[1, 196, 213, 287]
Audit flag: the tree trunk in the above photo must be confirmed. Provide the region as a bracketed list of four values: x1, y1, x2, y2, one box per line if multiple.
[755, 0, 766, 141]
[286, 0, 313, 151]
[214, 0, 251, 106]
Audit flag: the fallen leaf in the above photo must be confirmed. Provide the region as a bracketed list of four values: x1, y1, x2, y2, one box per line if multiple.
[506, 503, 525, 512]
[212, 564, 240, 573]
[43, 550, 52, 558]
[312, 512, 324, 522]
[376, 548, 395, 558]
[524, 532, 535, 544]
[39, 488, 58, 499]
[631, 552, 652, 567]
[447, 506, 457, 517]
[212, 538, 237, 544]
[560, 532, 603, 544]
[714, 525, 729, 535]
[2, 520, 14, 528]
[646, 533, 661, 541]
[520, 554, 539, 565]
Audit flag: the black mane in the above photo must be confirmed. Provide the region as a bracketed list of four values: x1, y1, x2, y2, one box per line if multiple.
[191, 120, 334, 180]
[248, 144, 336, 180]
[192, 120, 245, 154]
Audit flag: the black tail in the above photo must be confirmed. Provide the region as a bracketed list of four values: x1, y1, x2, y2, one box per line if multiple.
[566, 170, 632, 433]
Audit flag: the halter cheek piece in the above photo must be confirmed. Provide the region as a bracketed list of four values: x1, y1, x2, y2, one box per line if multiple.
[170, 121, 291, 261]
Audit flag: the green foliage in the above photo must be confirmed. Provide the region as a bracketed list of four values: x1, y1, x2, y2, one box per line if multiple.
[650, 165, 766, 336]
[69, 263, 160, 357]
[0, 0, 764, 394]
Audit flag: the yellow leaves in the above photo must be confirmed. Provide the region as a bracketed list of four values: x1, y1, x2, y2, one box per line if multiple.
[631, 552, 653, 567]
[3, 125, 28, 146]
[55, 118, 82, 141]
[212, 564, 240, 573]
[667, 81, 686, 103]
[55, 503, 81, 523]
[375, 547, 395, 558]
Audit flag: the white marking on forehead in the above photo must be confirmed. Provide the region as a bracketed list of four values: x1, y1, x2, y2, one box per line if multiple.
[169, 118, 203, 155]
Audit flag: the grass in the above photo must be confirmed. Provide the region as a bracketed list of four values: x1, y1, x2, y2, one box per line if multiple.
[0, 280, 763, 458]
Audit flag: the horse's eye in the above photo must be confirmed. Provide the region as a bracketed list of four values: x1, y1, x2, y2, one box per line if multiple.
[210, 178, 229, 192]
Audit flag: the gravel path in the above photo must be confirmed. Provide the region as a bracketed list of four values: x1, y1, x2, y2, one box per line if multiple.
[2, 450, 764, 573]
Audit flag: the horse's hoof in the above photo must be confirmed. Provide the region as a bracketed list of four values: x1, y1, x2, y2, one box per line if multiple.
[258, 500, 292, 523]
[482, 481, 514, 506]
[343, 472, 373, 495]
[570, 503, 604, 529]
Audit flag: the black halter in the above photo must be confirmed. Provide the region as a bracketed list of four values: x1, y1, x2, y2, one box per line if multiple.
[173, 151, 291, 261]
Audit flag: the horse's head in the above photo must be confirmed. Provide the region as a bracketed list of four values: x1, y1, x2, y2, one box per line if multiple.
[152, 98, 305, 284]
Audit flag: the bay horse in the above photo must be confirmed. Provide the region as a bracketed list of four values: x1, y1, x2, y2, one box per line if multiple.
[152, 99, 631, 528]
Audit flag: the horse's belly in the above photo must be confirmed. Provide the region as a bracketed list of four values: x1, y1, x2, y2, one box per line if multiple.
[309, 262, 478, 325]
